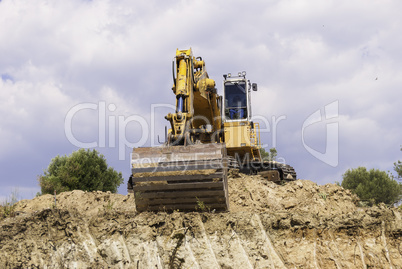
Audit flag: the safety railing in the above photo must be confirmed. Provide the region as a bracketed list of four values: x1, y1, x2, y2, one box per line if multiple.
[249, 122, 261, 161]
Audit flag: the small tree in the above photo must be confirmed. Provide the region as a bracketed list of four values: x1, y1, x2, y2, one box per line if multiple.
[260, 147, 277, 161]
[341, 167, 402, 205]
[269, 148, 277, 161]
[395, 160, 402, 180]
[260, 148, 269, 160]
[394, 146, 401, 180]
[38, 149, 123, 194]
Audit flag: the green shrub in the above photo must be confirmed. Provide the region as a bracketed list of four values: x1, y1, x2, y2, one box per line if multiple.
[341, 167, 402, 205]
[38, 149, 123, 194]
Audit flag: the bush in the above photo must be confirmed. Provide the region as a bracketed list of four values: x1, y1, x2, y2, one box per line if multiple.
[0, 189, 19, 220]
[38, 149, 123, 194]
[341, 167, 402, 205]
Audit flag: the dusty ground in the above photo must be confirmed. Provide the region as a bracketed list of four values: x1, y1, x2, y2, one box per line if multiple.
[1, 174, 401, 268]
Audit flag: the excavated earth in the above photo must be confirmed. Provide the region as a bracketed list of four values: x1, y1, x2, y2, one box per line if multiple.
[1, 174, 402, 268]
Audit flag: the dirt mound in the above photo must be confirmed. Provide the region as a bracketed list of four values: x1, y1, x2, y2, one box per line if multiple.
[15, 190, 135, 218]
[2, 175, 402, 268]
[14, 175, 358, 218]
[229, 174, 358, 216]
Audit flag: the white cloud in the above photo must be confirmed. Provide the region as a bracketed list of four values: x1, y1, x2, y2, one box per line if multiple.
[0, 77, 76, 158]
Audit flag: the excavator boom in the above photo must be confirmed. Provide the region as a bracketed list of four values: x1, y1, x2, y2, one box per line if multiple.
[128, 49, 231, 212]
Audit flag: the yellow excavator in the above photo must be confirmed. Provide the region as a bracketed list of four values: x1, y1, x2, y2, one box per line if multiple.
[128, 48, 296, 212]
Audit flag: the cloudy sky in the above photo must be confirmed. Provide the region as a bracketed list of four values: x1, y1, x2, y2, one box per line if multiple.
[1, 0, 401, 202]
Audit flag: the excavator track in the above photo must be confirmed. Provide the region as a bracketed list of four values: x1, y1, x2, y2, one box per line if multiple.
[278, 163, 297, 181]
[251, 161, 297, 183]
[128, 144, 230, 212]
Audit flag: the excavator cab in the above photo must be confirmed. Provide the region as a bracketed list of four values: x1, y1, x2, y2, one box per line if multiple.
[222, 72, 262, 166]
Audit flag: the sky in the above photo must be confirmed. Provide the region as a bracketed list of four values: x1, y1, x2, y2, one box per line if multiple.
[1, 0, 401, 202]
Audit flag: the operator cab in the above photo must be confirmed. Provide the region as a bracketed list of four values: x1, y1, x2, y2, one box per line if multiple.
[222, 71, 257, 122]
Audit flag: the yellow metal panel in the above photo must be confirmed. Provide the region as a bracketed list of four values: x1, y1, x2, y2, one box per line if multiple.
[224, 121, 262, 162]
[176, 48, 192, 57]
[224, 121, 251, 148]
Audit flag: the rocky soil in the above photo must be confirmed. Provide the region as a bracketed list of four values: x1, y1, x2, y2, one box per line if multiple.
[1, 175, 401, 268]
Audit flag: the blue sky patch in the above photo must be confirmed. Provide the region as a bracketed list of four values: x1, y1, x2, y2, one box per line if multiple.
[1, 73, 14, 82]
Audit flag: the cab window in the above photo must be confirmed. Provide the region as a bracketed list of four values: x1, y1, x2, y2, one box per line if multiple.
[224, 81, 247, 120]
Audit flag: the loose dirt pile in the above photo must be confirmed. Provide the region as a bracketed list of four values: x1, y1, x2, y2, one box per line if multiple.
[14, 190, 135, 218]
[1, 175, 401, 268]
[228, 174, 358, 216]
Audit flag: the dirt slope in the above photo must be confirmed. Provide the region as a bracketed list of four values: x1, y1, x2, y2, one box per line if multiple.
[1, 175, 401, 268]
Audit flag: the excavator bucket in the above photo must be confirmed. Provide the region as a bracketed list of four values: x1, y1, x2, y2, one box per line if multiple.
[128, 144, 230, 212]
